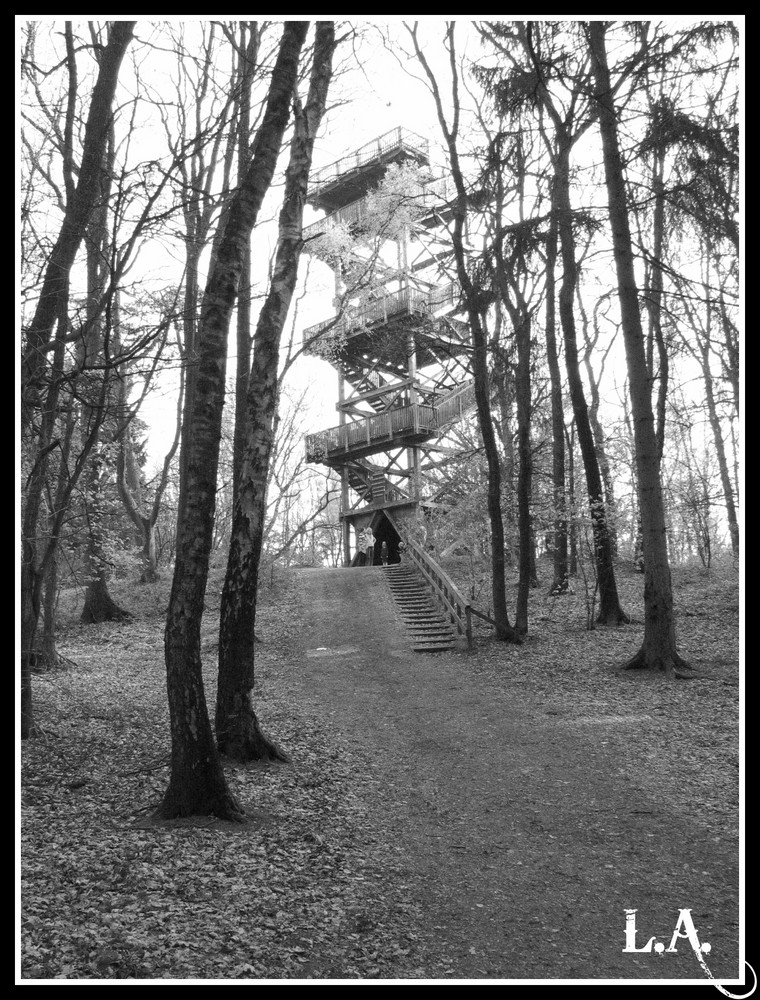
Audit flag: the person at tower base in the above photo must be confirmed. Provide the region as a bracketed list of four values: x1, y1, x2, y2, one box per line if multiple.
[365, 526, 375, 566]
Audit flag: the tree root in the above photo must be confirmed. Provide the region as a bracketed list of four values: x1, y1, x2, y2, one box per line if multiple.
[217, 711, 291, 764]
[623, 645, 693, 676]
[596, 607, 631, 626]
[152, 786, 246, 823]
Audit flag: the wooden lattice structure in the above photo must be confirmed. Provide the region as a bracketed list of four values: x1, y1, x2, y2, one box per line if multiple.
[302, 128, 476, 565]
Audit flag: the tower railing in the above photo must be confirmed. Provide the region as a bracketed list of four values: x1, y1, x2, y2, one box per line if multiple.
[308, 126, 430, 199]
[302, 175, 458, 244]
[433, 380, 477, 428]
[304, 378, 476, 465]
[303, 281, 461, 352]
[305, 402, 437, 462]
[401, 536, 473, 649]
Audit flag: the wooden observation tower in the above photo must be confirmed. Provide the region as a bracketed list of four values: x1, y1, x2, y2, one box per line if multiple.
[303, 127, 476, 566]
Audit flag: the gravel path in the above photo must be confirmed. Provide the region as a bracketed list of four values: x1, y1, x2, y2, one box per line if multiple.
[278, 566, 740, 982]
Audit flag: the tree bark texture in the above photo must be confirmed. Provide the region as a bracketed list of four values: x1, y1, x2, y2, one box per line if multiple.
[79, 140, 131, 625]
[158, 22, 309, 819]
[216, 22, 336, 762]
[544, 214, 569, 594]
[232, 23, 260, 515]
[514, 311, 533, 634]
[116, 382, 176, 584]
[588, 20, 689, 673]
[554, 142, 628, 625]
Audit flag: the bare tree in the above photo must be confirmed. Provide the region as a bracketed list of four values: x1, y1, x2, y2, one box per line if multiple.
[587, 20, 690, 674]
[216, 22, 337, 762]
[156, 21, 309, 819]
[519, 21, 629, 625]
[20, 21, 136, 738]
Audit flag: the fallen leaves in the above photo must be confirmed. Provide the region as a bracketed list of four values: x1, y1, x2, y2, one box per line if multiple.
[20, 560, 740, 981]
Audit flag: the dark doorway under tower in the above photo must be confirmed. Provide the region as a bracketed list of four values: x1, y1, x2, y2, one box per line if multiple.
[371, 513, 401, 565]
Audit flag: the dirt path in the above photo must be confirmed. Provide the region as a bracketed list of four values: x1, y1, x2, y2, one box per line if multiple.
[275, 566, 739, 982]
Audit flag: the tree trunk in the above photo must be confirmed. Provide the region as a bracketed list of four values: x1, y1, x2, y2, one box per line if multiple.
[20, 559, 41, 739]
[566, 422, 578, 578]
[79, 134, 131, 625]
[217, 22, 336, 762]
[647, 143, 669, 461]
[232, 23, 260, 514]
[35, 555, 63, 672]
[588, 20, 689, 674]
[544, 213, 569, 594]
[679, 280, 740, 560]
[513, 311, 532, 634]
[139, 519, 160, 583]
[701, 355, 739, 559]
[157, 21, 309, 819]
[581, 298, 619, 558]
[491, 242, 532, 633]
[20, 20, 135, 739]
[80, 447, 132, 623]
[33, 423, 75, 673]
[554, 142, 628, 625]
[115, 407, 168, 585]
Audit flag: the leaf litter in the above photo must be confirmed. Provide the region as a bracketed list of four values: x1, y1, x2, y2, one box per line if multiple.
[20, 558, 740, 981]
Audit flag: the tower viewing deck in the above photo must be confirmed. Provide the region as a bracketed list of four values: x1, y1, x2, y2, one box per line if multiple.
[307, 127, 430, 213]
[305, 380, 476, 466]
[303, 281, 462, 359]
[302, 175, 457, 246]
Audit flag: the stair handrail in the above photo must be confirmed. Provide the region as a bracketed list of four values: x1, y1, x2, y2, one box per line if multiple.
[401, 536, 473, 650]
[433, 379, 476, 428]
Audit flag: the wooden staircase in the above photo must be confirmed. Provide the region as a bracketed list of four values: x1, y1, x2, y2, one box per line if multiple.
[383, 564, 459, 653]
[344, 457, 409, 507]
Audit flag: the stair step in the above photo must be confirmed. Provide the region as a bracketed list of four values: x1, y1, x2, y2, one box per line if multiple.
[401, 613, 443, 619]
[409, 628, 456, 639]
[400, 609, 447, 617]
[384, 564, 461, 653]
[411, 629, 454, 636]
[402, 614, 449, 622]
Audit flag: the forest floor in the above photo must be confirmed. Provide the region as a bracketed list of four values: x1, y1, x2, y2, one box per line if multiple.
[19, 556, 742, 983]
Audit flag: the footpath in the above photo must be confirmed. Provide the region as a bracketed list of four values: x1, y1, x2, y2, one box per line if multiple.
[276, 566, 740, 982]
